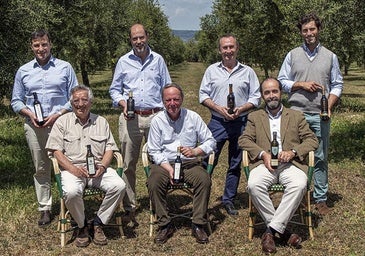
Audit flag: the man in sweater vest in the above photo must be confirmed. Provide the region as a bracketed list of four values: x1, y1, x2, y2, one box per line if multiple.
[278, 13, 343, 216]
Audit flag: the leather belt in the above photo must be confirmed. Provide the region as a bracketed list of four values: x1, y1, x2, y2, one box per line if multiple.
[134, 108, 163, 116]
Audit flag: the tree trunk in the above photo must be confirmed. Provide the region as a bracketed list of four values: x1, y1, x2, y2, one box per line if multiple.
[80, 61, 90, 87]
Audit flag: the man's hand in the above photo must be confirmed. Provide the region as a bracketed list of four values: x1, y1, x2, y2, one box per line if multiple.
[262, 152, 275, 172]
[293, 81, 322, 93]
[161, 163, 174, 184]
[278, 150, 296, 164]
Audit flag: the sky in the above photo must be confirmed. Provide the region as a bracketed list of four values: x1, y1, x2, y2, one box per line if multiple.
[158, 0, 213, 30]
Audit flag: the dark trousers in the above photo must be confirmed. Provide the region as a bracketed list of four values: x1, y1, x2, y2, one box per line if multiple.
[205, 115, 247, 205]
[147, 160, 211, 227]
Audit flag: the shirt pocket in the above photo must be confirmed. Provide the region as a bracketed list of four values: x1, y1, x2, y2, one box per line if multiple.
[64, 135, 81, 157]
[90, 135, 108, 159]
[180, 130, 198, 147]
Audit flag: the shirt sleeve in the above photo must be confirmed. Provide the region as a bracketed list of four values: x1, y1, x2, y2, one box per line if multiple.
[278, 52, 295, 93]
[109, 58, 125, 107]
[329, 54, 343, 97]
[11, 69, 27, 113]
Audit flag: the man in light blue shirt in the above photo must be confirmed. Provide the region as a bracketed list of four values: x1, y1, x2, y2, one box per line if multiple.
[147, 83, 216, 244]
[278, 13, 343, 215]
[199, 34, 261, 216]
[109, 24, 171, 219]
[11, 29, 78, 226]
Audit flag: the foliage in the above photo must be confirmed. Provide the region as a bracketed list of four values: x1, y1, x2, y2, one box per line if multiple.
[197, 0, 365, 76]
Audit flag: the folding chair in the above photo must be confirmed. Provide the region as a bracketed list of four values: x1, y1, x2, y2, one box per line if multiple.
[242, 150, 315, 240]
[142, 143, 214, 237]
[50, 151, 125, 247]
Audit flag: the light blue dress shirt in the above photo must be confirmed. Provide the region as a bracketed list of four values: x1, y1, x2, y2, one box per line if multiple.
[148, 108, 216, 165]
[278, 43, 343, 97]
[11, 56, 78, 116]
[109, 47, 171, 109]
[199, 61, 261, 118]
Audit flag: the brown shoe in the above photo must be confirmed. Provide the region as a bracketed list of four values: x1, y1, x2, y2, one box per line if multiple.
[93, 225, 108, 246]
[261, 232, 276, 254]
[192, 224, 209, 244]
[75, 226, 90, 247]
[154, 224, 174, 244]
[38, 210, 51, 227]
[315, 201, 331, 215]
[287, 233, 302, 248]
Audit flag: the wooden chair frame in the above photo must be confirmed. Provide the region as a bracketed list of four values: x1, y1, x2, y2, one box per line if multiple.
[242, 150, 315, 240]
[50, 151, 125, 247]
[142, 143, 214, 237]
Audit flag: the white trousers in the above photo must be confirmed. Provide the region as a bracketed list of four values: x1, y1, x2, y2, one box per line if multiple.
[247, 163, 307, 234]
[61, 168, 126, 228]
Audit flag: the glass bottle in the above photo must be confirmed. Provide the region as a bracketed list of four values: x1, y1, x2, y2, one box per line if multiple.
[173, 146, 183, 184]
[320, 86, 330, 121]
[33, 92, 45, 126]
[86, 145, 96, 175]
[127, 91, 135, 119]
[270, 131, 279, 169]
[227, 83, 235, 114]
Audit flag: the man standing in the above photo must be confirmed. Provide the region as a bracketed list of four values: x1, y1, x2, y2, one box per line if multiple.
[239, 78, 318, 254]
[199, 34, 261, 215]
[46, 85, 126, 247]
[278, 13, 343, 215]
[109, 23, 171, 217]
[147, 83, 216, 244]
[11, 29, 78, 226]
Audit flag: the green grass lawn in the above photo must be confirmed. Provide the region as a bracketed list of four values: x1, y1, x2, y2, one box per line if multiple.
[0, 62, 364, 255]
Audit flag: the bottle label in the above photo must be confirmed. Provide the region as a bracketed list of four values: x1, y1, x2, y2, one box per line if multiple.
[271, 159, 279, 167]
[173, 163, 181, 180]
[271, 146, 279, 156]
[87, 157, 96, 175]
[34, 104, 44, 122]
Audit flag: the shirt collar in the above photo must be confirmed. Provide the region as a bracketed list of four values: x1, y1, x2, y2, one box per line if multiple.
[72, 112, 96, 126]
[33, 55, 55, 68]
[266, 104, 283, 119]
[302, 43, 321, 57]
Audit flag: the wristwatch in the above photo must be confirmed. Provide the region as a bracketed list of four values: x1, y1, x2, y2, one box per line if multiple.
[291, 149, 297, 156]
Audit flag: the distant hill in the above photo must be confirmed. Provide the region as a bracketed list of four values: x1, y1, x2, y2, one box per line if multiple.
[172, 30, 198, 42]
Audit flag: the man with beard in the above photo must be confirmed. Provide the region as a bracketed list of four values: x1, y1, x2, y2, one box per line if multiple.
[109, 23, 171, 220]
[199, 34, 261, 216]
[238, 78, 318, 254]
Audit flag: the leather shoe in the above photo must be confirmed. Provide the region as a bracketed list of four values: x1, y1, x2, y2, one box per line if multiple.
[38, 210, 51, 227]
[192, 224, 209, 244]
[154, 224, 174, 244]
[287, 233, 302, 248]
[315, 201, 331, 216]
[224, 203, 238, 216]
[261, 232, 276, 254]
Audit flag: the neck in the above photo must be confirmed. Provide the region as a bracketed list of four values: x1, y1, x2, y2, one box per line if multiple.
[223, 59, 237, 71]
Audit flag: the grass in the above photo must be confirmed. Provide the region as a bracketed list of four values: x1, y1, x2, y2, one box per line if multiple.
[0, 62, 364, 255]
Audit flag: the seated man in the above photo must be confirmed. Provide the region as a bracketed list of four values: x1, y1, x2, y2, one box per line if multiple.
[238, 78, 318, 254]
[46, 85, 126, 247]
[147, 83, 216, 244]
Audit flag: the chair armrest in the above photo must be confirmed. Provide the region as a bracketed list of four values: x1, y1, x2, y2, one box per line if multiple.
[142, 143, 151, 177]
[49, 154, 63, 197]
[206, 151, 215, 175]
[307, 151, 315, 189]
[242, 150, 250, 180]
[113, 151, 124, 177]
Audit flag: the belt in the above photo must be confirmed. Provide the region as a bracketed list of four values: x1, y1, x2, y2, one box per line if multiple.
[211, 114, 247, 123]
[134, 108, 163, 116]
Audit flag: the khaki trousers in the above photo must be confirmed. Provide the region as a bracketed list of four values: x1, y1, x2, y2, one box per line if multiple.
[118, 112, 159, 212]
[24, 121, 52, 211]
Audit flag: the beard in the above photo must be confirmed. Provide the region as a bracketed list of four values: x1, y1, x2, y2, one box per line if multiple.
[266, 99, 280, 110]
